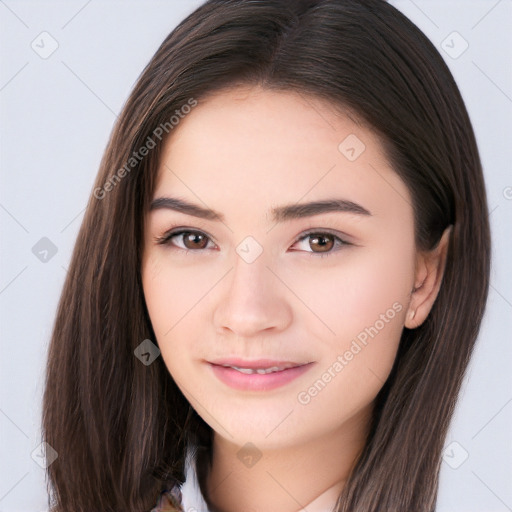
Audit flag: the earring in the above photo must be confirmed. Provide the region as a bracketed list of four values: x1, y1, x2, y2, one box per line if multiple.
[410, 310, 416, 319]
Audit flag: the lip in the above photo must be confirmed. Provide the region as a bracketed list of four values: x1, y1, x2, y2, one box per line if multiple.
[207, 360, 315, 392]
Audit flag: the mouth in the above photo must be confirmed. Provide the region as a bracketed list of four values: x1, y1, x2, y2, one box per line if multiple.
[207, 359, 315, 391]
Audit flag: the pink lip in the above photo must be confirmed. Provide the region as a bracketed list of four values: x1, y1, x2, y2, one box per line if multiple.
[208, 361, 315, 392]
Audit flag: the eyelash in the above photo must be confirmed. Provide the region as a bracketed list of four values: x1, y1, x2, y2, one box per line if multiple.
[153, 226, 352, 258]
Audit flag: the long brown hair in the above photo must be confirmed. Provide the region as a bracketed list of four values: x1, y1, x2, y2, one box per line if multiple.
[42, 1, 491, 510]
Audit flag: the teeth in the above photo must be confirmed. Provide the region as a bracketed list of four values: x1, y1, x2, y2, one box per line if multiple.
[223, 364, 286, 374]
[235, 367, 258, 374]
[256, 366, 281, 374]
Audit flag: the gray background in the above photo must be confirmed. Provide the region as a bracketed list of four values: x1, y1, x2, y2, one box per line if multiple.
[0, 1, 511, 511]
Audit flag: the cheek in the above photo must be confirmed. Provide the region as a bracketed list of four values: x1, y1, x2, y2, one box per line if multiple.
[142, 250, 208, 337]
[291, 245, 413, 412]
[282, 243, 413, 343]
[141, 250, 218, 378]
[343, 247, 411, 331]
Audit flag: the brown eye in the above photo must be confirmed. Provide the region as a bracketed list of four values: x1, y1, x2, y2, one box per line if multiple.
[307, 234, 335, 253]
[181, 231, 209, 250]
[291, 231, 350, 258]
[156, 229, 215, 252]
[156, 228, 350, 258]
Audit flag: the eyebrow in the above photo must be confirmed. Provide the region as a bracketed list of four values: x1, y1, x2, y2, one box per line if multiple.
[150, 196, 372, 222]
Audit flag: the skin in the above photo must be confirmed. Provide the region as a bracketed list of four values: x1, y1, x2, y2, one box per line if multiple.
[141, 85, 450, 512]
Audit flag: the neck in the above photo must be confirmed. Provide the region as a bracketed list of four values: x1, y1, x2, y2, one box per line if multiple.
[200, 404, 373, 512]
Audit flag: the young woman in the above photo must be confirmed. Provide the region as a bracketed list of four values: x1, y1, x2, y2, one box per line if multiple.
[42, 1, 491, 511]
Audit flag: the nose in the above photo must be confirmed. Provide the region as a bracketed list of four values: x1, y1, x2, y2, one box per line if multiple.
[213, 251, 292, 337]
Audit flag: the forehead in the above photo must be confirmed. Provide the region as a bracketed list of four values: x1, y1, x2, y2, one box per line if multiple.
[151, 86, 412, 225]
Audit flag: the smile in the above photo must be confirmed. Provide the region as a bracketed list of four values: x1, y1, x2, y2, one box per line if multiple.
[208, 362, 315, 391]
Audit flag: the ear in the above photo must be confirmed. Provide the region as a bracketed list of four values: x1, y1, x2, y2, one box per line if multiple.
[405, 225, 452, 329]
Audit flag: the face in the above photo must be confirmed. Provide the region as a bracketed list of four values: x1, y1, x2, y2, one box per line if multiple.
[141, 85, 425, 451]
